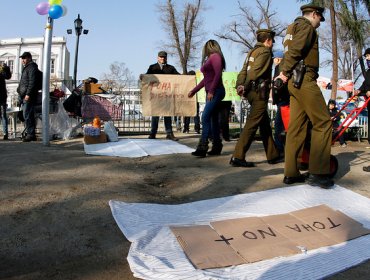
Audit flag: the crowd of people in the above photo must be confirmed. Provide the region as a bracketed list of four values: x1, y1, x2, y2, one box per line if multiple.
[2, 3, 369, 183]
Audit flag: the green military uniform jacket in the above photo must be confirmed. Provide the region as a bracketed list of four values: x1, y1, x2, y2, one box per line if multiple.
[236, 42, 273, 93]
[280, 16, 319, 78]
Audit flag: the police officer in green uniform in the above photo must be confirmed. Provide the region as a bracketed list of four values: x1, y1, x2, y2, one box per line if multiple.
[230, 29, 281, 167]
[277, 4, 334, 188]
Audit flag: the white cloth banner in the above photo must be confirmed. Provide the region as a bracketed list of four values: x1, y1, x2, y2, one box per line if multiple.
[110, 185, 370, 280]
[84, 138, 194, 158]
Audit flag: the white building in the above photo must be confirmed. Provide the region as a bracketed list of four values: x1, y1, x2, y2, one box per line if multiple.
[0, 36, 70, 106]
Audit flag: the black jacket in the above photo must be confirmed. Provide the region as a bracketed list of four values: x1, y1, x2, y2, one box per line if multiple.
[0, 64, 11, 104]
[272, 64, 289, 105]
[146, 63, 179, 75]
[17, 61, 39, 102]
[358, 68, 370, 96]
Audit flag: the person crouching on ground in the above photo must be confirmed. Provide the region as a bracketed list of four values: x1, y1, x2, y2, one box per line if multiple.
[188, 40, 226, 157]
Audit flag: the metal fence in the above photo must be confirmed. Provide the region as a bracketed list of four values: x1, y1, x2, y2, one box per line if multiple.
[8, 78, 368, 139]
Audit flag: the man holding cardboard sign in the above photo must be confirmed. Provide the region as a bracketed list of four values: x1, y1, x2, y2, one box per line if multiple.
[144, 51, 180, 141]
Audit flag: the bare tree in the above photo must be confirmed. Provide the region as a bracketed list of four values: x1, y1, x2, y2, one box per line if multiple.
[215, 0, 287, 53]
[100, 61, 134, 94]
[157, 0, 205, 74]
[337, 0, 370, 78]
[320, 0, 369, 85]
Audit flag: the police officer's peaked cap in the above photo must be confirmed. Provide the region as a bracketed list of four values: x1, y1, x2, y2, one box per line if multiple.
[300, 4, 325, 22]
[256, 29, 276, 42]
[364, 48, 370, 56]
[256, 29, 276, 37]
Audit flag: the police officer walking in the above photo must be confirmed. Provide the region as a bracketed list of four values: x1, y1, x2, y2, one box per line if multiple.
[277, 4, 334, 188]
[230, 29, 282, 167]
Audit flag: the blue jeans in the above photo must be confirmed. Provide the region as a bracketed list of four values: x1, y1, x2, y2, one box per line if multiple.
[151, 116, 173, 134]
[23, 101, 36, 137]
[0, 103, 8, 136]
[201, 87, 225, 143]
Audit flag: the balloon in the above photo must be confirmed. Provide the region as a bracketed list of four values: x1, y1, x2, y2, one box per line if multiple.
[48, 4, 63, 19]
[36, 2, 50, 15]
[49, 0, 63, 5]
[61, 5, 68, 17]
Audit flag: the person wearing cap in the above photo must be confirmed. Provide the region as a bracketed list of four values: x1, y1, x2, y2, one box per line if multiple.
[145, 51, 180, 141]
[271, 50, 289, 154]
[17, 52, 39, 142]
[276, 3, 334, 188]
[327, 99, 346, 147]
[354, 48, 370, 146]
[0, 62, 12, 140]
[230, 29, 281, 167]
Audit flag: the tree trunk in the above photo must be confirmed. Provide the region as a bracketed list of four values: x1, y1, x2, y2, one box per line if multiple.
[330, 0, 338, 100]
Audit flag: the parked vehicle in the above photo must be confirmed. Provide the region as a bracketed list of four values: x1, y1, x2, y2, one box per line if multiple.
[337, 101, 368, 118]
[123, 109, 149, 121]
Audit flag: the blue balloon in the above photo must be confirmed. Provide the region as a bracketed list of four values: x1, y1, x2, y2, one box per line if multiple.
[48, 4, 63, 19]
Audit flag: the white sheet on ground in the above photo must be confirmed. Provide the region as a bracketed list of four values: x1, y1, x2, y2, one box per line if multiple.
[109, 185, 370, 280]
[84, 138, 194, 158]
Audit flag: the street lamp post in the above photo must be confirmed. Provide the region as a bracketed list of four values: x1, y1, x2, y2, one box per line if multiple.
[67, 14, 88, 88]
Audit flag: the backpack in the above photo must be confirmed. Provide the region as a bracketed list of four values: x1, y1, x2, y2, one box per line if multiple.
[36, 68, 43, 91]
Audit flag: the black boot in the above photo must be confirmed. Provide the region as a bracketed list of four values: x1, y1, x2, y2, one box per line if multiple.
[207, 142, 223, 155]
[166, 132, 179, 141]
[191, 140, 209, 157]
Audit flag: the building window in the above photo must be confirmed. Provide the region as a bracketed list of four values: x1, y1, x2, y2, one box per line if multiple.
[8, 60, 14, 74]
[51, 59, 55, 74]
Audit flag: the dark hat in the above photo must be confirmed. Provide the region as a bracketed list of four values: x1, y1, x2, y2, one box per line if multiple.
[20, 51, 32, 59]
[328, 99, 336, 105]
[300, 4, 325, 22]
[256, 29, 276, 42]
[256, 29, 276, 37]
[364, 48, 370, 56]
[158, 51, 167, 57]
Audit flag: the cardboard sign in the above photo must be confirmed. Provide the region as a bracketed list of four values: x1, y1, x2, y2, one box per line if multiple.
[141, 74, 197, 116]
[211, 217, 300, 263]
[171, 225, 245, 269]
[290, 205, 370, 243]
[170, 205, 370, 269]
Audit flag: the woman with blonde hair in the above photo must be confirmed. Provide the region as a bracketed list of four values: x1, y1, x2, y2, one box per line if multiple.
[188, 40, 226, 157]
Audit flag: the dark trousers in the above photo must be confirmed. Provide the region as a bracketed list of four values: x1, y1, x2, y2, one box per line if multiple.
[184, 116, 200, 130]
[218, 101, 232, 140]
[284, 77, 332, 177]
[0, 103, 8, 136]
[184, 102, 200, 131]
[367, 102, 370, 144]
[150, 116, 173, 134]
[233, 91, 279, 161]
[274, 102, 289, 153]
[23, 101, 36, 137]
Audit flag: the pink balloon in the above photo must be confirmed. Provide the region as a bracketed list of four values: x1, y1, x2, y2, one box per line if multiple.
[36, 2, 50, 15]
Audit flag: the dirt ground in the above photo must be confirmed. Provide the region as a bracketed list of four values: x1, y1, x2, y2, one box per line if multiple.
[0, 133, 369, 280]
